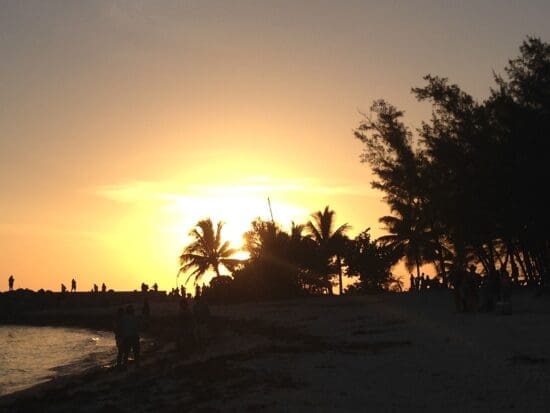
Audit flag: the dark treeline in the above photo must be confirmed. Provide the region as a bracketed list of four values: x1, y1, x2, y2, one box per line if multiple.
[180, 38, 549, 303]
[355, 37, 550, 289]
[179, 211, 403, 304]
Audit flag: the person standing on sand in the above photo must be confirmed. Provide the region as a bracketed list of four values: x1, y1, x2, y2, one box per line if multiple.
[498, 269, 512, 314]
[141, 298, 150, 331]
[450, 266, 464, 312]
[8, 275, 14, 291]
[192, 294, 211, 349]
[121, 305, 140, 367]
[113, 307, 125, 368]
[177, 296, 194, 353]
[463, 265, 479, 312]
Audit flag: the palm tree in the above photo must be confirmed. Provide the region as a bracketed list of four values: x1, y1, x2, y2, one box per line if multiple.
[179, 219, 237, 285]
[377, 201, 435, 279]
[306, 206, 350, 295]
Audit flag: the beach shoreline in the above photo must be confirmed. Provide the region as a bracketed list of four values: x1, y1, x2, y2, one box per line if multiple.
[2, 290, 550, 412]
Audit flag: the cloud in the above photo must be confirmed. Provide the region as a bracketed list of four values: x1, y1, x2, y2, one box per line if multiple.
[92, 181, 172, 203]
[91, 176, 374, 204]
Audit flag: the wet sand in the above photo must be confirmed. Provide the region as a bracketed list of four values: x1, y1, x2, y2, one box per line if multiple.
[1, 290, 550, 412]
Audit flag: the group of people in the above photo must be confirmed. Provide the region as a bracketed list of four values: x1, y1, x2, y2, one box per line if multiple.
[111, 293, 211, 368]
[59, 279, 109, 293]
[409, 273, 441, 291]
[176, 294, 211, 354]
[113, 304, 142, 369]
[6, 275, 113, 294]
[61, 278, 77, 293]
[92, 283, 108, 293]
[141, 282, 159, 293]
[168, 286, 187, 297]
[451, 265, 512, 313]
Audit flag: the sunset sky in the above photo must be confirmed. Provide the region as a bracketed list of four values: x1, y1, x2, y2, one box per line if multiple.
[2, 1, 550, 292]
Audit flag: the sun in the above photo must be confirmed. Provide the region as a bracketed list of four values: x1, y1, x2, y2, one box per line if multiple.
[141, 179, 312, 288]
[163, 186, 308, 255]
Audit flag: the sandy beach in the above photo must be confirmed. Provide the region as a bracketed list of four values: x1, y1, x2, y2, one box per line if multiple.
[1, 290, 550, 412]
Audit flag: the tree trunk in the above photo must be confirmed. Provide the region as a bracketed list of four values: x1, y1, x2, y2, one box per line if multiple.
[510, 253, 520, 285]
[337, 255, 343, 296]
[514, 249, 529, 284]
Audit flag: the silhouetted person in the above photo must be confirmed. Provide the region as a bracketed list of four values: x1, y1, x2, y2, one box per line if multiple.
[71, 278, 77, 292]
[121, 305, 140, 367]
[498, 269, 512, 314]
[422, 273, 429, 290]
[8, 275, 14, 291]
[113, 307, 125, 368]
[192, 295, 211, 349]
[463, 265, 479, 312]
[177, 297, 194, 353]
[61, 283, 67, 293]
[101, 283, 106, 293]
[141, 282, 149, 293]
[141, 298, 150, 331]
[482, 270, 498, 311]
[93, 284, 99, 293]
[450, 267, 465, 312]
[180, 286, 186, 297]
[499, 270, 511, 301]
[152, 283, 158, 292]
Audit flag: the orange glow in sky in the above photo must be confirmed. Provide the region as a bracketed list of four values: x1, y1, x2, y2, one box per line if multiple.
[1, 1, 549, 291]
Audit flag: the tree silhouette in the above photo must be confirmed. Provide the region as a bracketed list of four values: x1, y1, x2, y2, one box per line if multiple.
[354, 37, 550, 287]
[344, 229, 399, 291]
[306, 206, 350, 295]
[179, 219, 238, 285]
[232, 218, 302, 300]
[377, 201, 436, 279]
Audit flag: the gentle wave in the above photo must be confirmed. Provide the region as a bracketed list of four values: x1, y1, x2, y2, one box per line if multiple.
[0, 326, 115, 396]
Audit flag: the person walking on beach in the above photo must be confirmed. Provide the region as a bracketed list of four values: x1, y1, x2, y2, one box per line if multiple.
[71, 278, 77, 292]
[121, 305, 140, 367]
[113, 307, 125, 368]
[8, 275, 14, 291]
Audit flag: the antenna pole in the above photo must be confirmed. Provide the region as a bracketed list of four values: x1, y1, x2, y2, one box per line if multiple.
[267, 197, 275, 224]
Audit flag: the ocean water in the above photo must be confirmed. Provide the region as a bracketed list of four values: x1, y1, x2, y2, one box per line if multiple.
[0, 326, 115, 396]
